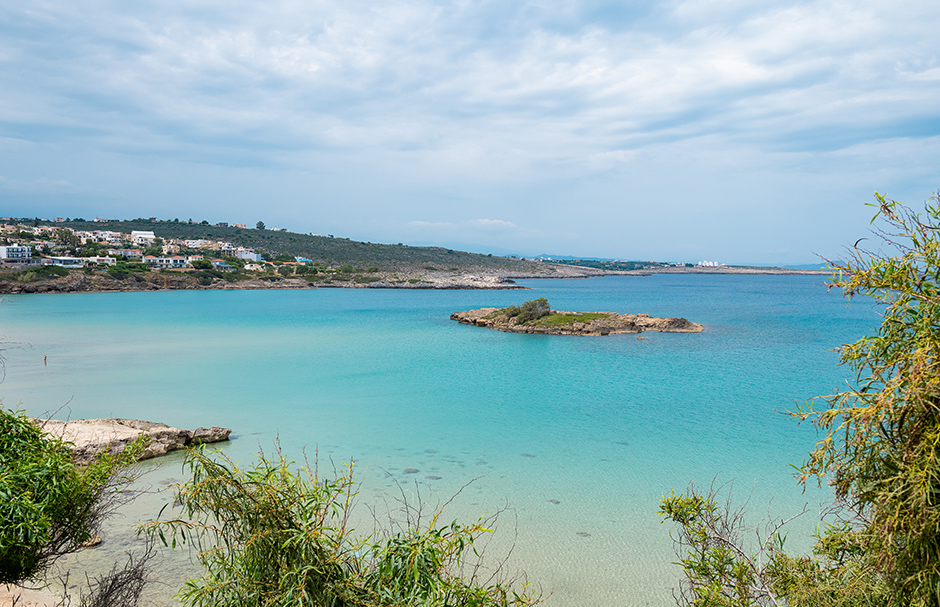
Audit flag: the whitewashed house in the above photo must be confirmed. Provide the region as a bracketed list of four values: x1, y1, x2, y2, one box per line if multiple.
[130, 230, 156, 245]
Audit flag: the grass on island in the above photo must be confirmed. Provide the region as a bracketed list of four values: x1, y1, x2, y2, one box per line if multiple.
[485, 298, 612, 327]
[529, 311, 611, 327]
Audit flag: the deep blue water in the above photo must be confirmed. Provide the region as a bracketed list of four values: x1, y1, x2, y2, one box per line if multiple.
[0, 274, 878, 606]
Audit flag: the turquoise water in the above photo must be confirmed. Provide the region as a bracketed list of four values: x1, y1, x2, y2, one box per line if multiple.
[0, 275, 877, 606]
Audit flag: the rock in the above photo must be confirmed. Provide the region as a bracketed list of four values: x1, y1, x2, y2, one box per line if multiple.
[451, 307, 704, 336]
[35, 418, 232, 464]
[191, 426, 232, 444]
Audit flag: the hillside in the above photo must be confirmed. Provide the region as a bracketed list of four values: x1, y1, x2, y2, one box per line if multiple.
[52, 219, 570, 275]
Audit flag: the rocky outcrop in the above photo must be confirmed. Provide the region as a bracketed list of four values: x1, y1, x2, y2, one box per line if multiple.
[35, 418, 232, 463]
[451, 307, 704, 336]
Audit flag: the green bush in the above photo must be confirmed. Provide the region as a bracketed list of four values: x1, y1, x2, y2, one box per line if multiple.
[12, 265, 70, 282]
[660, 193, 940, 607]
[145, 448, 539, 607]
[0, 409, 143, 584]
[504, 298, 550, 324]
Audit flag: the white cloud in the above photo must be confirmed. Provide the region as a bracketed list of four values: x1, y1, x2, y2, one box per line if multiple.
[0, 0, 938, 259]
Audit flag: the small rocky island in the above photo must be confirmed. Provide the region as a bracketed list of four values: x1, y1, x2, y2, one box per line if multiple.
[451, 298, 704, 336]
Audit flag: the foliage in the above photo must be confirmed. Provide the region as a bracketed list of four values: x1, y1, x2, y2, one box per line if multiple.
[144, 447, 539, 607]
[660, 193, 940, 607]
[500, 298, 551, 325]
[795, 192, 940, 604]
[10, 265, 69, 282]
[0, 408, 144, 584]
[256, 221, 266, 231]
[659, 487, 790, 607]
[660, 487, 889, 607]
[49, 218, 554, 274]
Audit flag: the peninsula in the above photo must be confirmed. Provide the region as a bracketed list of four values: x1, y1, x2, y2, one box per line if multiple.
[451, 298, 704, 336]
[0, 217, 825, 294]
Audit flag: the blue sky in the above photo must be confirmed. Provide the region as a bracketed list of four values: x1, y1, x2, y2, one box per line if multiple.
[1, 0, 938, 263]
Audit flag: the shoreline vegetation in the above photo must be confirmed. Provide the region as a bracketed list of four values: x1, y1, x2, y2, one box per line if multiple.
[452, 298, 704, 335]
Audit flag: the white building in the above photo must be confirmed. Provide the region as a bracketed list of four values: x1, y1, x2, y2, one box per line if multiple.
[130, 230, 156, 245]
[0, 245, 31, 260]
[85, 256, 116, 266]
[142, 255, 188, 269]
[43, 257, 85, 268]
[236, 249, 263, 262]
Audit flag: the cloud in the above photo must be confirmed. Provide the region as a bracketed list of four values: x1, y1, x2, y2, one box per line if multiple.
[0, 0, 938, 260]
[4, 0, 938, 168]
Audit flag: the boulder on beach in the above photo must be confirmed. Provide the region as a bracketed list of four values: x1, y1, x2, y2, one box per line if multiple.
[35, 418, 232, 463]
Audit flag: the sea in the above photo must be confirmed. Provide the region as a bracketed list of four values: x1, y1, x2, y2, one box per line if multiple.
[0, 274, 878, 606]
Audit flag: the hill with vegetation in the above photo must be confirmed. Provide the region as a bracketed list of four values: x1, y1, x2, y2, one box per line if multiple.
[50, 218, 564, 275]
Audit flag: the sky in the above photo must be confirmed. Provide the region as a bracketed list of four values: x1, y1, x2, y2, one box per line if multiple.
[1, 0, 939, 263]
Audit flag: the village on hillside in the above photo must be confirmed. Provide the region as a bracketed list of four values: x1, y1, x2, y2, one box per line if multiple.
[0, 220, 315, 275]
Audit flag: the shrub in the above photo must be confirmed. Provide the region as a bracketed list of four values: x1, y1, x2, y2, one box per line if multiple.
[660, 193, 940, 606]
[505, 298, 550, 324]
[13, 266, 70, 282]
[144, 448, 539, 607]
[107, 266, 129, 280]
[0, 409, 143, 584]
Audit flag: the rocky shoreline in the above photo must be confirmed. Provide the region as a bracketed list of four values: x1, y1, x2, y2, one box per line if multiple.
[451, 307, 704, 336]
[0, 264, 826, 295]
[0, 270, 542, 294]
[35, 418, 232, 463]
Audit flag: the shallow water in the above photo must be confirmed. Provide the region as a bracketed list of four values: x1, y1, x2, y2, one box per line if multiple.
[0, 275, 877, 606]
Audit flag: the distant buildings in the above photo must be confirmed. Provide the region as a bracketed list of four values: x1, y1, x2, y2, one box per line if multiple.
[0, 245, 31, 260]
[44, 257, 84, 268]
[0, 219, 326, 275]
[107, 248, 143, 259]
[143, 255, 188, 269]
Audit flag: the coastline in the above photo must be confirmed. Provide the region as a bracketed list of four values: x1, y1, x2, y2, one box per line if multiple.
[0, 265, 827, 295]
